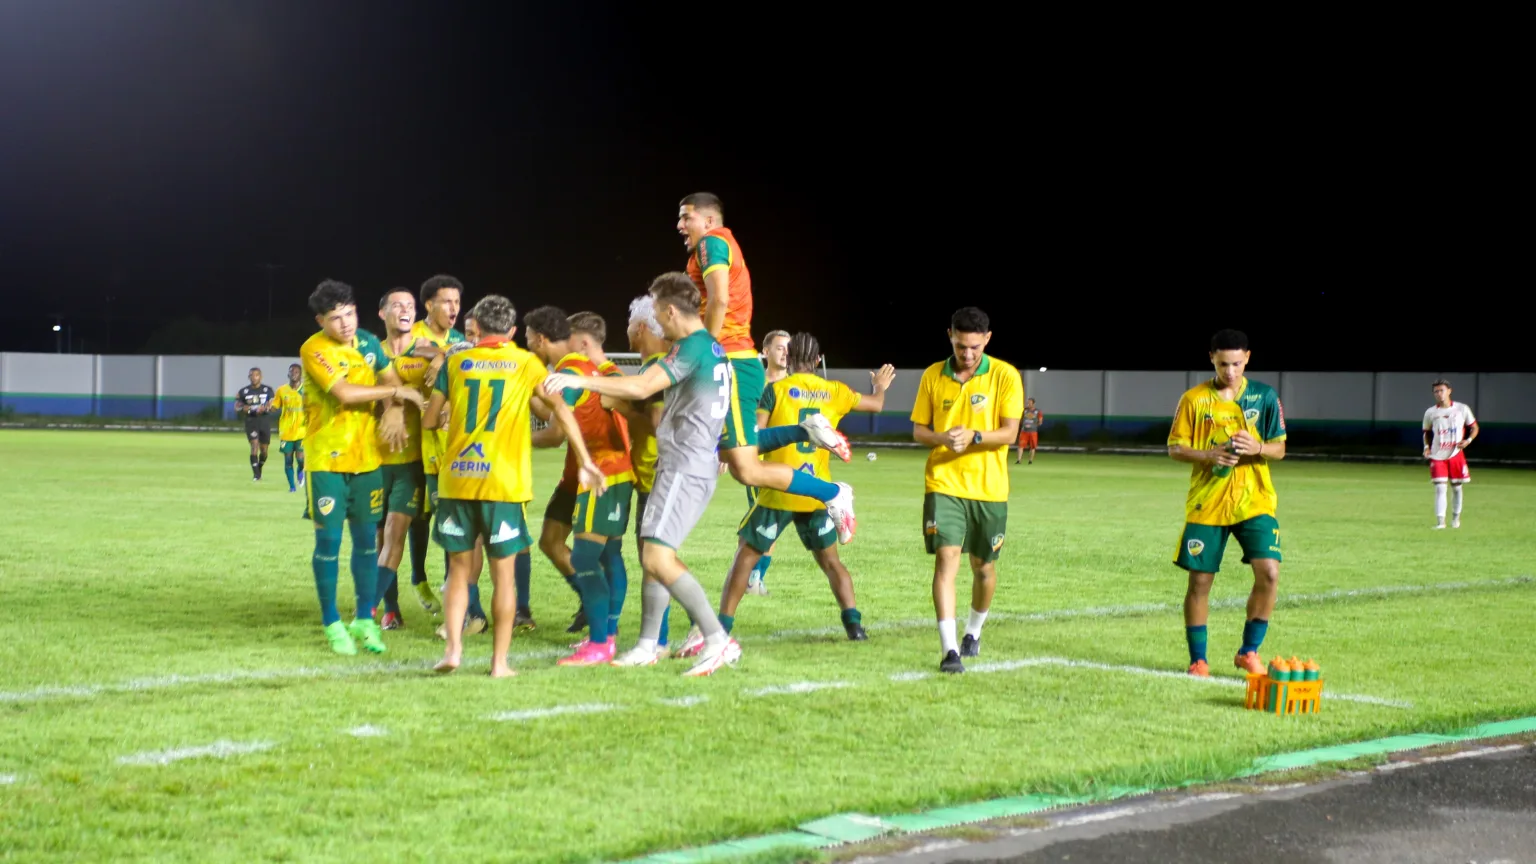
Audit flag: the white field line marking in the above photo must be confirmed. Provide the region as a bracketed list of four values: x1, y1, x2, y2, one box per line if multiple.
[117, 740, 275, 766]
[973, 656, 1413, 709]
[658, 696, 708, 707]
[761, 575, 1533, 643]
[346, 725, 388, 737]
[889, 671, 932, 682]
[0, 774, 17, 785]
[743, 681, 854, 697]
[8, 567, 1494, 705]
[488, 702, 618, 722]
[1374, 743, 1526, 771]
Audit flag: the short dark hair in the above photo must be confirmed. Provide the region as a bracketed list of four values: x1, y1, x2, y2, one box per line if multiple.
[419, 274, 463, 308]
[1210, 329, 1249, 352]
[469, 295, 516, 335]
[288, 363, 301, 371]
[950, 307, 989, 334]
[524, 306, 571, 342]
[308, 280, 355, 316]
[649, 272, 701, 314]
[679, 192, 723, 217]
[787, 332, 821, 373]
[249, 367, 260, 373]
[1431, 378, 1451, 389]
[379, 288, 413, 311]
[568, 311, 606, 345]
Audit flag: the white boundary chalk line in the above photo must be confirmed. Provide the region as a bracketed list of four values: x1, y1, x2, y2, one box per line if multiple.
[7, 574, 1516, 706]
[117, 740, 275, 766]
[1373, 743, 1526, 771]
[0, 774, 17, 785]
[346, 725, 388, 737]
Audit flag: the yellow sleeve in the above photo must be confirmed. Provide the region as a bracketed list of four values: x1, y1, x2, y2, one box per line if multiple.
[910, 368, 934, 426]
[1167, 393, 1195, 447]
[303, 343, 346, 393]
[997, 366, 1024, 419]
[523, 352, 550, 391]
[833, 381, 861, 416]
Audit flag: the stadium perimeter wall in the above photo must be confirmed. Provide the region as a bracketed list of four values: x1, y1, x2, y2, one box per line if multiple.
[2, 353, 1533, 448]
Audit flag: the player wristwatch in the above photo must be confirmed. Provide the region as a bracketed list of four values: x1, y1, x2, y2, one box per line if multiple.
[972, 431, 983, 445]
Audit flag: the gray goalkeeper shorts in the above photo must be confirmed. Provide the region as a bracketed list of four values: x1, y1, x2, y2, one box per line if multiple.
[640, 468, 717, 550]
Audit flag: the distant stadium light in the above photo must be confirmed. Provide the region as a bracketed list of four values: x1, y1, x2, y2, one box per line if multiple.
[52, 325, 61, 332]
[1039, 366, 1047, 372]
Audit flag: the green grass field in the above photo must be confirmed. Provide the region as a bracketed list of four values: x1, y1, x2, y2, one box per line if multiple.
[2, 430, 1533, 863]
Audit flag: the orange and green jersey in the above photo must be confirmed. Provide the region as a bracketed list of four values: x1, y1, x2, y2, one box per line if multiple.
[410, 320, 465, 475]
[686, 226, 755, 356]
[553, 353, 634, 490]
[273, 384, 306, 442]
[756, 373, 861, 513]
[380, 337, 432, 466]
[911, 354, 1024, 503]
[628, 352, 666, 493]
[300, 329, 390, 474]
[434, 336, 548, 502]
[1167, 377, 1287, 526]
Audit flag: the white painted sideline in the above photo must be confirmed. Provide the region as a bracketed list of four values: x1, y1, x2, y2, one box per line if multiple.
[117, 740, 275, 766]
[3, 577, 1521, 706]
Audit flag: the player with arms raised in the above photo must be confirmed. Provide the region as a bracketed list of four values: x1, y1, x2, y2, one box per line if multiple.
[711, 332, 894, 643]
[424, 295, 603, 678]
[272, 364, 306, 492]
[911, 307, 1023, 673]
[676, 192, 857, 540]
[1167, 329, 1287, 678]
[1423, 378, 1477, 529]
[300, 280, 424, 655]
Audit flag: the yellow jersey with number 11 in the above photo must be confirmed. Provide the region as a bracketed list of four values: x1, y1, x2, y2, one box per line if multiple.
[435, 337, 548, 502]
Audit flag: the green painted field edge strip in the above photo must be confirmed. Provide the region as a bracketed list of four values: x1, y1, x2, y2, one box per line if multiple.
[620, 715, 1536, 862]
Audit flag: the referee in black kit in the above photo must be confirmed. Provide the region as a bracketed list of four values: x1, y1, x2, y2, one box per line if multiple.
[235, 367, 276, 481]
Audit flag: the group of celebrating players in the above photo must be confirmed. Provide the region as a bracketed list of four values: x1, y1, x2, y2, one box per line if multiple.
[252, 191, 1485, 680]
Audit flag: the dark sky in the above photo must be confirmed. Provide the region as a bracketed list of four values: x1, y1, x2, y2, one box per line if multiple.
[0, 2, 1523, 370]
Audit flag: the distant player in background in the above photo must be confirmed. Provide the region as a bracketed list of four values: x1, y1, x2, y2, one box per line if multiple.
[299, 279, 422, 655]
[1015, 398, 1042, 464]
[911, 307, 1023, 673]
[745, 329, 792, 596]
[1167, 329, 1287, 678]
[677, 192, 858, 540]
[525, 307, 636, 666]
[272, 364, 306, 491]
[712, 333, 894, 643]
[1423, 378, 1477, 529]
[235, 368, 276, 481]
[424, 295, 604, 677]
[406, 275, 466, 617]
[374, 289, 434, 630]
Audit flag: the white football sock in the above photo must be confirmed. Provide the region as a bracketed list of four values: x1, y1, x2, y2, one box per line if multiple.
[938, 619, 958, 654]
[1452, 484, 1463, 516]
[1434, 483, 1447, 519]
[635, 637, 658, 653]
[965, 608, 989, 639]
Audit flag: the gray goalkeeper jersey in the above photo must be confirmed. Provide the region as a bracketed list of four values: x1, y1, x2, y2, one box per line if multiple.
[655, 328, 730, 478]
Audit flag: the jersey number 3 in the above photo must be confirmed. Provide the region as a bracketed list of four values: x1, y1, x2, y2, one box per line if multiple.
[710, 363, 730, 420]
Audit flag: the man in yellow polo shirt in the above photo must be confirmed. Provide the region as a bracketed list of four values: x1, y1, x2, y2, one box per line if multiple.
[910, 307, 1023, 674]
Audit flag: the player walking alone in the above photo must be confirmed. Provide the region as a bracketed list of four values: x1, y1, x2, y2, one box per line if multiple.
[1423, 378, 1477, 529]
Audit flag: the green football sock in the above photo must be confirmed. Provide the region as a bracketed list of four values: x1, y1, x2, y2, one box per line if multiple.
[841, 608, 861, 626]
[312, 533, 342, 626]
[572, 538, 609, 642]
[718, 613, 735, 634]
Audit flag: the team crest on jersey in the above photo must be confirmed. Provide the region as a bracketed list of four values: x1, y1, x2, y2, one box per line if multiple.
[924, 519, 938, 536]
[711, 342, 724, 358]
[1244, 408, 1259, 423]
[317, 497, 335, 516]
[970, 394, 988, 407]
[1186, 538, 1204, 556]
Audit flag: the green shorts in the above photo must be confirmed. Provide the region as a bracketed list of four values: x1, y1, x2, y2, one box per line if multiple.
[544, 481, 578, 525]
[422, 472, 438, 517]
[280, 439, 303, 456]
[573, 481, 633, 537]
[719, 357, 764, 450]
[306, 470, 384, 535]
[379, 461, 425, 519]
[434, 499, 531, 559]
[923, 492, 1009, 562]
[739, 504, 837, 553]
[1174, 514, 1281, 573]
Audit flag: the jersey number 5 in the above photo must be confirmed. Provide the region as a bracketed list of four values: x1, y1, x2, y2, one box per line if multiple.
[463, 378, 506, 432]
[710, 363, 730, 420]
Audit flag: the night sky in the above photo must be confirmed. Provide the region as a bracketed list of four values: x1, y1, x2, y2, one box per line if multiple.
[0, 2, 1523, 371]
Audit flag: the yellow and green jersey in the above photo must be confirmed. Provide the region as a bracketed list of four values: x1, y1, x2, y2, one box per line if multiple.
[410, 320, 465, 475]
[1167, 377, 1287, 526]
[434, 336, 548, 502]
[755, 373, 861, 513]
[379, 339, 431, 466]
[911, 354, 1024, 503]
[272, 384, 306, 442]
[300, 329, 389, 474]
[629, 352, 666, 493]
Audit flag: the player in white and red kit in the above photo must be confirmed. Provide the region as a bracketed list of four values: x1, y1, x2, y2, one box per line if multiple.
[1422, 378, 1478, 529]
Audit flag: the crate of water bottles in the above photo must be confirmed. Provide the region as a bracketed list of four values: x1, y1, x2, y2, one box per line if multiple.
[1243, 655, 1323, 715]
